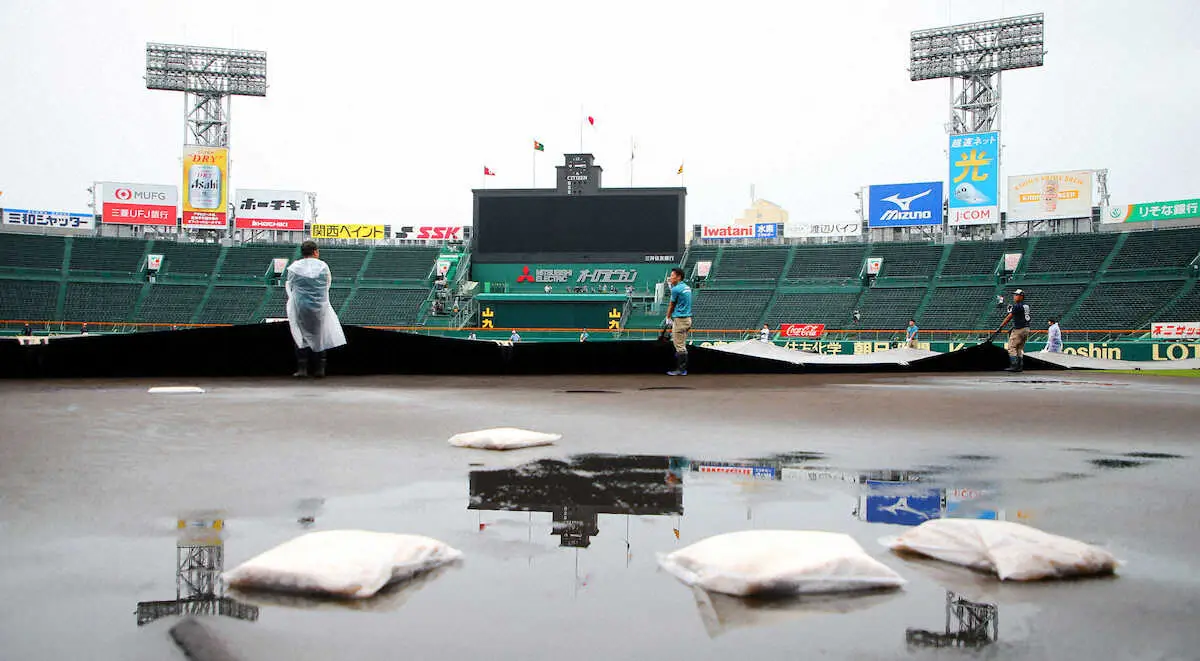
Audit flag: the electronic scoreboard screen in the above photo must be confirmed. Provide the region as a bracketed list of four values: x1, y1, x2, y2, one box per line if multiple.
[472, 191, 684, 263]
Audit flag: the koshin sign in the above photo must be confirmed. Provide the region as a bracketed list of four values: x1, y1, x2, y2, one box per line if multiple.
[101, 183, 178, 226]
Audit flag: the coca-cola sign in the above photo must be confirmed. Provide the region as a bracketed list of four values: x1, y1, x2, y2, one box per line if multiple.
[779, 323, 826, 338]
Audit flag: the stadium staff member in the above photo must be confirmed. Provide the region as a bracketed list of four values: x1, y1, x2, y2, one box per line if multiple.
[905, 319, 919, 348]
[759, 324, 771, 343]
[665, 267, 693, 376]
[286, 240, 346, 378]
[1045, 318, 1063, 353]
[579, 329, 589, 342]
[996, 289, 1031, 372]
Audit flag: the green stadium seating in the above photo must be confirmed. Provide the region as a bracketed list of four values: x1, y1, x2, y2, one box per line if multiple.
[1107, 227, 1200, 271]
[219, 244, 295, 279]
[1152, 286, 1200, 322]
[0, 234, 66, 272]
[712, 247, 787, 281]
[856, 287, 925, 329]
[764, 292, 860, 328]
[920, 286, 996, 330]
[362, 247, 438, 281]
[1067, 280, 1185, 330]
[867, 243, 942, 280]
[690, 289, 772, 330]
[1023, 233, 1117, 275]
[787, 244, 866, 281]
[979, 284, 1087, 330]
[683, 246, 717, 274]
[154, 241, 220, 277]
[0, 279, 59, 321]
[259, 286, 353, 321]
[69, 237, 147, 274]
[941, 241, 1003, 278]
[341, 287, 429, 325]
[136, 285, 207, 323]
[62, 282, 141, 322]
[196, 286, 268, 324]
[318, 248, 369, 279]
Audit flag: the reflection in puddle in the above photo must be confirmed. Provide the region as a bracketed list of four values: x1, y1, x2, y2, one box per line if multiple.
[906, 591, 999, 649]
[135, 513, 259, 627]
[693, 587, 901, 638]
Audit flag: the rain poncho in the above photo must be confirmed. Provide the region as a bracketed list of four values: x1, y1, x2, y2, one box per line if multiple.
[286, 258, 346, 353]
[1045, 322, 1063, 352]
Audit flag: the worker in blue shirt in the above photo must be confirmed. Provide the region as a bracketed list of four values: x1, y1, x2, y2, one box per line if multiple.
[905, 319, 919, 348]
[665, 267, 693, 376]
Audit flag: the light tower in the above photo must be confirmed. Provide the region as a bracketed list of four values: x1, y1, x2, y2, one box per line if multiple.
[145, 43, 268, 147]
[909, 14, 1045, 134]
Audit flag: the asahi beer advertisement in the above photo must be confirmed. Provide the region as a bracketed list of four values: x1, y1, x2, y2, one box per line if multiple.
[182, 145, 229, 229]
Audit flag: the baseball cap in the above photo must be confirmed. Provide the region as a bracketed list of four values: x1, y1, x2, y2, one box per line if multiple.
[1013, 289, 1025, 295]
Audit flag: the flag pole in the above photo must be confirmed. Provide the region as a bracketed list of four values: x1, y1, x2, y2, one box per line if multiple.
[629, 136, 634, 187]
[532, 148, 536, 188]
[579, 105, 584, 152]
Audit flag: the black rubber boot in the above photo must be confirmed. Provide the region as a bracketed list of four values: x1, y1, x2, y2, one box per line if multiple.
[1004, 355, 1022, 372]
[293, 348, 309, 377]
[1014, 355, 1024, 373]
[313, 351, 327, 379]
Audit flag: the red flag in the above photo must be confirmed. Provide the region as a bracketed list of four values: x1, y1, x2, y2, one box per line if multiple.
[587, 116, 595, 126]
[483, 167, 496, 176]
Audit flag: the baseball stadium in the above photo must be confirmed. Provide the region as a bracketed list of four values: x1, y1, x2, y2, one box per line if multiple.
[1, 6, 1198, 661]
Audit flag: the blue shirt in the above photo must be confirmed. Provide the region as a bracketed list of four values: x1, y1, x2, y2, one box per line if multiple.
[670, 282, 692, 317]
[906, 324, 919, 340]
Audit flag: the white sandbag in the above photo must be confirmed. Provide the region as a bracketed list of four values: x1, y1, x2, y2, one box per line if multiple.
[148, 386, 205, 394]
[658, 530, 906, 597]
[883, 519, 1118, 581]
[447, 427, 561, 451]
[223, 530, 462, 599]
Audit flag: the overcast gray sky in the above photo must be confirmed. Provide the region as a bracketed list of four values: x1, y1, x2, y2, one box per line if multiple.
[1, 0, 1196, 225]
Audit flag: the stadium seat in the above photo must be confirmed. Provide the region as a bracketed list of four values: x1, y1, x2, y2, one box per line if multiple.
[317, 248, 369, 280]
[920, 286, 996, 330]
[0, 234, 66, 272]
[1151, 285, 1200, 322]
[764, 291, 861, 328]
[1066, 280, 1185, 330]
[1023, 234, 1118, 275]
[682, 246, 717, 278]
[867, 243, 942, 280]
[196, 286, 269, 324]
[711, 247, 788, 281]
[855, 287, 926, 329]
[219, 244, 296, 280]
[690, 289, 772, 330]
[1106, 227, 1200, 272]
[154, 241, 220, 278]
[69, 237, 148, 274]
[787, 244, 867, 281]
[941, 242, 1004, 278]
[0, 279, 59, 321]
[136, 285, 207, 324]
[259, 286, 353, 321]
[62, 282, 142, 323]
[362, 247, 439, 281]
[340, 287, 430, 325]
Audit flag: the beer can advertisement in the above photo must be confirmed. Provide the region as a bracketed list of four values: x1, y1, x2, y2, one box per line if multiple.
[101, 183, 178, 226]
[234, 189, 307, 230]
[1006, 171, 1093, 221]
[947, 131, 1000, 226]
[182, 145, 229, 229]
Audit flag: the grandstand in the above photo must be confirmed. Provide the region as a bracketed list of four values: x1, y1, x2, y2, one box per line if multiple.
[153, 241, 221, 278]
[69, 237, 147, 274]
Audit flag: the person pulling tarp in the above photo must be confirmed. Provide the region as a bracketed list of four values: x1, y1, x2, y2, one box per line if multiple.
[287, 240, 346, 378]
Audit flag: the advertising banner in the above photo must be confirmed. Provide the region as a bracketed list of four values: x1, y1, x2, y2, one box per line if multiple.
[1101, 198, 1200, 223]
[1007, 171, 1093, 221]
[860, 481, 943, 526]
[102, 183, 178, 226]
[182, 146, 229, 229]
[146, 254, 164, 271]
[394, 225, 466, 241]
[700, 225, 753, 240]
[783, 221, 862, 238]
[234, 189, 306, 231]
[865, 257, 883, 275]
[698, 339, 1200, 362]
[753, 222, 778, 238]
[1151, 322, 1200, 340]
[867, 182, 944, 227]
[1003, 252, 1023, 272]
[2, 208, 94, 230]
[948, 131, 1000, 226]
[310, 223, 385, 240]
[779, 323, 826, 339]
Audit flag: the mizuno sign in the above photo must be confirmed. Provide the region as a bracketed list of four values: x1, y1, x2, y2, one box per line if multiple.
[867, 182, 944, 227]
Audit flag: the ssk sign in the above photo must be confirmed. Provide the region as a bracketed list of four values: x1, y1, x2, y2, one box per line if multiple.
[780, 323, 826, 338]
[102, 182, 177, 226]
[395, 225, 465, 241]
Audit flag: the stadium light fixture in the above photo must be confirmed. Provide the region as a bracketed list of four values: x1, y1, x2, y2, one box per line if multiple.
[145, 43, 268, 148]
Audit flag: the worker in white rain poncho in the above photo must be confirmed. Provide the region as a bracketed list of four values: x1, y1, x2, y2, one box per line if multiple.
[286, 240, 346, 377]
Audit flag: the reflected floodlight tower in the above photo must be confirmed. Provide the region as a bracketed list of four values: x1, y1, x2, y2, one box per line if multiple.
[145, 43, 268, 147]
[910, 14, 1044, 134]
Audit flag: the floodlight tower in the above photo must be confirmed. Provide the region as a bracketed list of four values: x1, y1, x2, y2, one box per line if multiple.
[909, 14, 1045, 134]
[145, 43, 268, 147]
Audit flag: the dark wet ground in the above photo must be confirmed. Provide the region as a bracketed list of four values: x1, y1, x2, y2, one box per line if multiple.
[1, 372, 1198, 660]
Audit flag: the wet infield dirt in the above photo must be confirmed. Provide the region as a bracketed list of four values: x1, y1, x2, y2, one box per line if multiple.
[0, 372, 1197, 660]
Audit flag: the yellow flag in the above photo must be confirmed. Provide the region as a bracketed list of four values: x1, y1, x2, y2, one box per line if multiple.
[676, 163, 684, 175]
